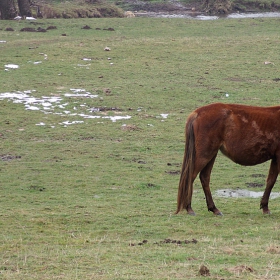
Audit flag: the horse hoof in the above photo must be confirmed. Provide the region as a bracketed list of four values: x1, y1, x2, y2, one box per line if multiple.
[215, 211, 223, 216]
[187, 211, 196, 216]
[263, 210, 271, 215]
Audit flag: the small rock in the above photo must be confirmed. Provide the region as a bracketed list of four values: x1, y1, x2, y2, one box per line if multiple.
[104, 46, 111, 51]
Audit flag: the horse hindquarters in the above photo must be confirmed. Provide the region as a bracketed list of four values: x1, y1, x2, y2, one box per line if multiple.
[176, 110, 223, 215]
[177, 105, 228, 215]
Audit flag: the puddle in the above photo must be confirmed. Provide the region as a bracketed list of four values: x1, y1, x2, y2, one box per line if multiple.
[215, 189, 280, 199]
[195, 15, 219, 20]
[136, 11, 280, 20]
[136, 12, 218, 20]
[227, 12, 280, 19]
[0, 89, 131, 126]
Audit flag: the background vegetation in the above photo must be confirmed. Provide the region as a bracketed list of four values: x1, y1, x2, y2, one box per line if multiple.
[1, 0, 280, 20]
[0, 16, 280, 279]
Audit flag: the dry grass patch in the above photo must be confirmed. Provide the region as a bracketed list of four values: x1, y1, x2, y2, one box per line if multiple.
[227, 265, 254, 275]
[266, 245, 280, 254]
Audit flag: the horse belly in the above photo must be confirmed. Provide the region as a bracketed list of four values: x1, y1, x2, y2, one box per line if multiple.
[220, 138, 276, 166]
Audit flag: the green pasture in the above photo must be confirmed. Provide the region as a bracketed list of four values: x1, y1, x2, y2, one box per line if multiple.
[0, 17, 280, 279]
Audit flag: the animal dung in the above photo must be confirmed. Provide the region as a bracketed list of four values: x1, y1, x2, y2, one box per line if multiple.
[46, 26, 57, 30]
[82, 25, 91, 29]
[129, 238, 198, 246]
[20, 27, 36, 32]
[199, 265, 210, 276]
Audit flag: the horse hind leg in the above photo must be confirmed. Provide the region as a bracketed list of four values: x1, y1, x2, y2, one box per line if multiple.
[185, 172, 199, 216]
[199, 154, 223, 215]
[260, 158, 279, 214]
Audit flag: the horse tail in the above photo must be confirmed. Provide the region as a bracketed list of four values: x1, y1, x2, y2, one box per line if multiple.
[176, 112, 197, 214]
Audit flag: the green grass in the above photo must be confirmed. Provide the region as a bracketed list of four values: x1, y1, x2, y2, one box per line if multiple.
[0, 17, 280, 279]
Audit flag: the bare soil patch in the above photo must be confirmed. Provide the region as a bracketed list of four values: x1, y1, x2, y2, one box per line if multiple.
[0, 154, 21, 161]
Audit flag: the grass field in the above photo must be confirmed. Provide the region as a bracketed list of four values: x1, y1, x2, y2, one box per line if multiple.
[0, 17, 280, 279]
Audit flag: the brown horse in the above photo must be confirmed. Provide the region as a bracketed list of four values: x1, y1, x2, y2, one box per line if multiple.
[176, 103, 280, 215]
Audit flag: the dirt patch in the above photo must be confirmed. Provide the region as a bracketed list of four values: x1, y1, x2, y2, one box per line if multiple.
[20, 27, 37, 32]
[146, 183, 157, 187]
[245, 182, 264, 188]
[90, 107, 122, 112]
[82, 25, 91, 29]
[19, 26, 48, 32]
[165, 170, 180, 175]
[46, 26, 57, 30]
[29, 185, 46, 192]
[266, 245, 280, 254]
[103, 27, 115, 31]
[251, 173, 265, 178]
[129, 238, 198, 246]
[129, 239, 148, 246]
[157, 238, 198, 245]
[1, 154, 21, 161]
[227, 265, 254, 274]
[37, 27, 47, 32]
[167, 162, 180, 166]
[136, 160, 146, 164]
[166, 162, 181, 175]
[121, 124, 140, 131]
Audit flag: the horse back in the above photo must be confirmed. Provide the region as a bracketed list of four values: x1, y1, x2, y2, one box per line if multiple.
[193, 103, 280, 166]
